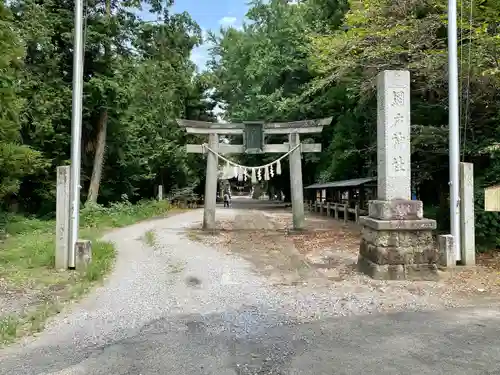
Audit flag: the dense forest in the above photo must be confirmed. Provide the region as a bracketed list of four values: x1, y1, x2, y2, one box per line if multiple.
[2, 0, 500, 247]
[0, 0, 214, 217]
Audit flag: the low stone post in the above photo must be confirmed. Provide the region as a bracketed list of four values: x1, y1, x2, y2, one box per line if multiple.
[319, 201, 324, 215]
[334, 204, 339, 220]
[75, 239, 92, 270]
[460, 162, 475, 266]
[438, 234, 456, 268]
[326, 202, 331, 216]
[56, 166, 70, 270]
[343, 205, 348, 223]
[354, 203, 360, 223]
[158, 185, 163, 201]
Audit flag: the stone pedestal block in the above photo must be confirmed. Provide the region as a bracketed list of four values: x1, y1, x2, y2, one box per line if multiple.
[360, 216, 436, 231]
[368, 199, 423, 220]
[358, 210, 438, 280]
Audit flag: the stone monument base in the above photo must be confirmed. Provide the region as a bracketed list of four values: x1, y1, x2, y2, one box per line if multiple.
[357, 199, 439, 281]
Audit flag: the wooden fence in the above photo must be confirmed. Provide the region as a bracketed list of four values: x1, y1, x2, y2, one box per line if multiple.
[304, 200, 367, 223]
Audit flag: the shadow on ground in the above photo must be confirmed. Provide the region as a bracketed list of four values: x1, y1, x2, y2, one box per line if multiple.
[3, 306, 500, 375]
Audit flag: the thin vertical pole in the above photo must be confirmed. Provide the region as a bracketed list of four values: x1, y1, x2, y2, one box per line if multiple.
[69, 0, 85, 268]
[448, 0, 461, 261]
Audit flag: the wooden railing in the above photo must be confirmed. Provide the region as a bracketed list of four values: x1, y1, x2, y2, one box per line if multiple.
[304, 200, 367, 223]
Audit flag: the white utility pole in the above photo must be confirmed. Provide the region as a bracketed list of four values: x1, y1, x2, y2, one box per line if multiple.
[69, 0, 85, 269]
[448, 0, 461, 261]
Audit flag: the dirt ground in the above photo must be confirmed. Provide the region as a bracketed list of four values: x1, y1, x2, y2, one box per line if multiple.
[188, 208, 500, 308]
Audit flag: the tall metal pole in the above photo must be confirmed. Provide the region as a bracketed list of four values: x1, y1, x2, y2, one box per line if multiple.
[69, 0, 85, 269]
[448, 0, 461, 261]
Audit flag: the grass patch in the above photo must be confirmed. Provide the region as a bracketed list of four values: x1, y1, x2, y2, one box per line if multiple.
[185, 230, 203, 242]
[143, 230, 156, 247]
[167, 261, 186, 274]
[0, 199, 176, 345]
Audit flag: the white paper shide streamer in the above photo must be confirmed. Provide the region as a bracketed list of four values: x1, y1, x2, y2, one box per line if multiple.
[205, 142, 300, 183]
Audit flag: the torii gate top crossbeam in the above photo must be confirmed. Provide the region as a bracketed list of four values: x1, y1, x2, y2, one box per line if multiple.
[176, 118, 333, 135]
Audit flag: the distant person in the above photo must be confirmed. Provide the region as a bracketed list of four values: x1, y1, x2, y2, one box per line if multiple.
[223, 192, 230, 208]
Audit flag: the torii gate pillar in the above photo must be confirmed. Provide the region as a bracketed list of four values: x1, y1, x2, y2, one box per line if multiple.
[289, 133, 305, 229]
[204, 133, 218, 229]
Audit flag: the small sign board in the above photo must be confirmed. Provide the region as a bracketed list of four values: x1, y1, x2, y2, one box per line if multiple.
[244, 122, 263, 154]
[485, 185, 500, 212]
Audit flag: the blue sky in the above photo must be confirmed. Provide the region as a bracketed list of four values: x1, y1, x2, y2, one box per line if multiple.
[138, 1, 249, 70]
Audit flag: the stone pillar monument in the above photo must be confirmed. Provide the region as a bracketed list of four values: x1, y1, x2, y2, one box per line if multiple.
[358, 70, 438, 280]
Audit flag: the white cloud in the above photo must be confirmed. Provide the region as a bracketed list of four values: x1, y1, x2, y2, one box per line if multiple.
[190, 45, 210, 71]
[205, 87, 216, 96]
[201, 28, 210, 43]
[213, 103, 226, 123]
[218, 16, 237, 26]
[189, 28, 216, 71]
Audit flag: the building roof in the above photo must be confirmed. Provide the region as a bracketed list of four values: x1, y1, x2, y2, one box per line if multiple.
[304, 177, 376, 189]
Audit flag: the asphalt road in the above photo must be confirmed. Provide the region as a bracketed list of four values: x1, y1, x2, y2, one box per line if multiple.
[3, 306, 500, 375]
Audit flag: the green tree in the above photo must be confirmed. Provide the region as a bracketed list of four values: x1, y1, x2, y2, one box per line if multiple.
[0, 2, 43, 207]
[207, 0, 500, 247]
[4, 0, 213, 213]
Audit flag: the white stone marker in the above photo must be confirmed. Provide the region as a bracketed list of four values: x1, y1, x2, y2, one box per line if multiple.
[438, 234, 456, 268]
[56, 166, 70, 270]
[377, 70, 411, 201]
[75, 239, 92, 270]
[460, 162, 476, 265]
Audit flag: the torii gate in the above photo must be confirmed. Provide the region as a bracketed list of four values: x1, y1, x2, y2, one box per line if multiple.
[176, 118, 332, 230]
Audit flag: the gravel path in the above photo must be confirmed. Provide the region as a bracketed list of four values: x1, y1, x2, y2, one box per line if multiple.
[1, 206, 500, 374]
[189, 206, 474, 314]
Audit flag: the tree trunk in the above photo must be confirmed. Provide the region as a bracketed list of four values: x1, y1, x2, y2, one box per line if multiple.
[86, 110, 108, 204]
[87, 0, 111, 205]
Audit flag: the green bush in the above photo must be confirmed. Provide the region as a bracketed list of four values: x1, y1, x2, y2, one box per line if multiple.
[475, 187, 500, 251]
[80, 199, 171, 228]
[425, 188, 500, 251]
